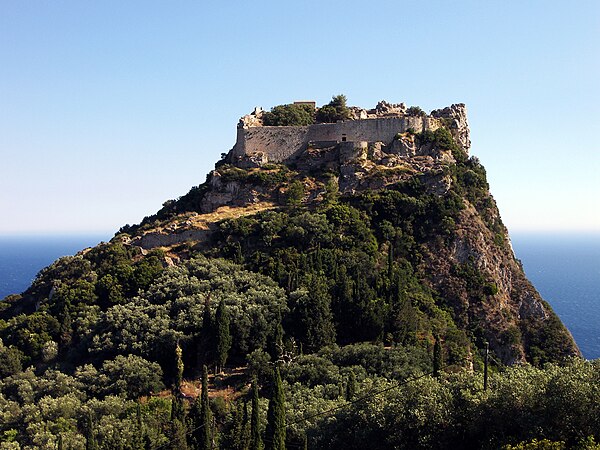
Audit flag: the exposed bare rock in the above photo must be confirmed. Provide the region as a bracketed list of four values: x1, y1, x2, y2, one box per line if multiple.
[431, 103, 471, 151]
[390, 133, 418, 157]
[369, 100, 407, 116]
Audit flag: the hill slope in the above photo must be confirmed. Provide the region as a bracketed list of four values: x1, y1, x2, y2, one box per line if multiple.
[0, 101, 583, 449]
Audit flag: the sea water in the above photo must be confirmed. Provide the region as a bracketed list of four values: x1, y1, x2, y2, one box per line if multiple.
[511, 233, 600, 360]
[0, 233, 598, 359]
[0, 235, 109, 299]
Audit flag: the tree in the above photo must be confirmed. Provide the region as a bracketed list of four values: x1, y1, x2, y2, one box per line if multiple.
[241, 401, 251, 450]
[100, 354, 165, 399]
[268, 309, 284, 363]
[223, 400, 251, 450]
[191, 365, 212, 450]
[346, 371, 357, 401]
[171, 394, 185, 425]
[250, 377, 264, 450]
[215, 300, 232, 374]
[265, 368, 286, 450]
[316, 95, 350, 123]
[225, 399, 250, 450]
[169, 418, 189, 450]
[406, 106, 426, 117]
[96, 274, 124, 305]
[57, 299, 73, 353]
[202, 295, 214, 367]
[0, 340, 22, 377]
[433, 335, 443, 378]
[324, 176, 339, 205]
[83, 411, 99, 450]
[262, 104, 315, 126]
[290, 275, 336, 352]
[175, 341, 184, 391]
[132, 402, 146, 450]
[286, 180, 305, 207]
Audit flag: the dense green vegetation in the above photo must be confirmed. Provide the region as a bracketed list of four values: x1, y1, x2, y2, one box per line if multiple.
[212, 197, 470, 363]
[1, 346, 599, 449]
[315, 95, 351, 123]
[260, 95, 352, 126]
[406, 106, 427, 117]
[262, 104, 315, 127]
[0, 125, 588, 449]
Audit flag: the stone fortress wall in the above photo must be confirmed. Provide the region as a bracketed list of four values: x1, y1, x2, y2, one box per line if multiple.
[229, 101, 470, 166]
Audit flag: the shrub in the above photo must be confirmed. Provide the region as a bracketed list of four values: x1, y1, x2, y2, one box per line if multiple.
[406, 106, 427, 117]
[100, 354, 165, 399]
[263, 104, 315, 126]
[286, 180, 305, 206]
[316, 95, 351, 123]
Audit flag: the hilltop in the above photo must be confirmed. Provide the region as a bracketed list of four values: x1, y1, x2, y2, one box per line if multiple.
[0, 97, 590, 450]
[111, 97, 576, 365]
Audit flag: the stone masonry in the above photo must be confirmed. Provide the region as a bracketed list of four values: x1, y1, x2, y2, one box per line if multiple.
[228, 101, 470, 167]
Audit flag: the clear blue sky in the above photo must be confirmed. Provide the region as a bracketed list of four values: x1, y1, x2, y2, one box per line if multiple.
[1, 1, 598, 234]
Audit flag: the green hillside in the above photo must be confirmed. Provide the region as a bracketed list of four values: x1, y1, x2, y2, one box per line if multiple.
[0, 112, 595, 450]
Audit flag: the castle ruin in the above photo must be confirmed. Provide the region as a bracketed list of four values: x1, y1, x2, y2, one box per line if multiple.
[228, 101, 470, 167]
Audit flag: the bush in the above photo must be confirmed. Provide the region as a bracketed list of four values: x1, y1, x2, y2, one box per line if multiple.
[286, 180, 305, 206]
[263, 104, 315, 126]
[406, 106, 427, 117]
[100, 354, 165, 399]
[316, 95, 351, 123]
[0, 340, 23, 377]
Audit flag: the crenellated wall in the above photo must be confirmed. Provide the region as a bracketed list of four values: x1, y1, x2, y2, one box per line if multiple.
[229, 103, 469, 166]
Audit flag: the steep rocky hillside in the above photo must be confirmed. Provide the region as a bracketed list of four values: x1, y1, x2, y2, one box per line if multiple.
[0, 101, 584, 449]
[1, 105, 578, 367]
[105, 107, 577, 365]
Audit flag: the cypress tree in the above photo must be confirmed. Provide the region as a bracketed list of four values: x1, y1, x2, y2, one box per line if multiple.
[169, 419, 189, 450]
[196, 365, 212, 450]
[171, 394, 185, 424]
[228, 401, 243, 450]
[83, 411, 98, 450]
[345, 371, 356, 401]
[227, 400, 251, 450]
[175, 341, 184, 392]
[293, 274, 335, 352]
[241, 401, 251, 450]
[265, 368, 285, 450]
[132, 402, 145, 450]
[433, 335, 443, 378]
[250, 377, 263, 450]
[268, 309, 284, 363]
[189, 392, 201, 448]
[215, 299, 232, 374]
[171, 341, 186, 426]
[387, 242, 394, 278]
[202, 295, 214, 367]
[58, 301, 73, 353]
[234, 242, 244, 264]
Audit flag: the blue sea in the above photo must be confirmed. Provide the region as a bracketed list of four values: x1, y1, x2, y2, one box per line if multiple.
[0, 233, 598, 359]
[510, 233, 600, 360]
[0, 235, 110, 299]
